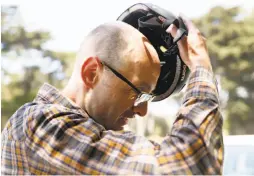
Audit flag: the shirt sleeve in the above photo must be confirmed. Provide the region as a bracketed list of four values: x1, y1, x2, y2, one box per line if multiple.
[24, 67, 223, 175]
[157, 67, 224, 174]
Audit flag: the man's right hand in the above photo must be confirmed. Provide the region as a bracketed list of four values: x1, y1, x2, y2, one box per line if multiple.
[166, 14, 213, 72]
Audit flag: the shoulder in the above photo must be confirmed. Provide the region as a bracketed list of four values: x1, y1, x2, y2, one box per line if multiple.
[23, 101, 89, 139]
[2, 102, 38, 141]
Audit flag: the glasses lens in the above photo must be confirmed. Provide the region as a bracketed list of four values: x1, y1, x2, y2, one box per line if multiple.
[134, 93, 154, 106]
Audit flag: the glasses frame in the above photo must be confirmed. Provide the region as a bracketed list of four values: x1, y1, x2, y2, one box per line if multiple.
[100, 61, 155, 105]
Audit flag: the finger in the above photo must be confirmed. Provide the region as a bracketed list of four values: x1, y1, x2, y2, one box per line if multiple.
[166, 23, 187, 47]
[176, 35, 187, 53]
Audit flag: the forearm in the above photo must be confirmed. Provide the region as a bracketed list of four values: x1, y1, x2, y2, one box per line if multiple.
[158, 67, 223, 174]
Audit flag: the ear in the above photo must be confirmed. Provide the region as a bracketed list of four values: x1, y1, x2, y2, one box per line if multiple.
[80, 57, 102, 89]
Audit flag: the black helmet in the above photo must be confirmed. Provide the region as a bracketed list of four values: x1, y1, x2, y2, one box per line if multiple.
[117, 3, 190, 101]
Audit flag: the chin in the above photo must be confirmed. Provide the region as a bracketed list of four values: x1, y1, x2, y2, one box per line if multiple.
[113, 126, 124, 131]
[107, 125, 124, 131]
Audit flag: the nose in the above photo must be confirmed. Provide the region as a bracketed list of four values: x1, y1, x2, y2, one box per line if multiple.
[132, 102, 148, 117]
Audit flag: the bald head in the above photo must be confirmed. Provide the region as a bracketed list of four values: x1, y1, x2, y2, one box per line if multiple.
[75, 21, 141, 71]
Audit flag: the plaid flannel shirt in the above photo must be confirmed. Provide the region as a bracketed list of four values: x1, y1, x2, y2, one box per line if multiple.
[1, 67, 223, 175]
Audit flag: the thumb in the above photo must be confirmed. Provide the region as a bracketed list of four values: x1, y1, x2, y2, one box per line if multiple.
[166, 24, 186, 47]
[166, 23, 189, 66]
[166, 23, 187, 52]
[166, 24, 177, 37]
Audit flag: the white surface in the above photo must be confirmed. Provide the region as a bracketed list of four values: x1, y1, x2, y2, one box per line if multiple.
[224, 135, 254, 146]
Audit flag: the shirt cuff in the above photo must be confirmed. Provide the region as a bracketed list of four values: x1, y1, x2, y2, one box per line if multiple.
[183, 66, 219, 104]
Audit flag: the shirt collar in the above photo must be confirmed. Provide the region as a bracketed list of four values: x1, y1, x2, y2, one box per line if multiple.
[34, 83, 107, 131]
[34, 83, 87, 115]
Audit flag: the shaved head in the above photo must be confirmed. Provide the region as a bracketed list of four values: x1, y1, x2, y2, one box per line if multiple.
[75, 21, 138, 73]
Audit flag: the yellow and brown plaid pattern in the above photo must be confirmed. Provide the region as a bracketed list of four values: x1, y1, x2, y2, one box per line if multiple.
[1, 67, 223, 175]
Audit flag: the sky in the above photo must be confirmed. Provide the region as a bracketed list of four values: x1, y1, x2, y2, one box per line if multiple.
[1, 0, 254, 118]
[2, 0, 254, 52]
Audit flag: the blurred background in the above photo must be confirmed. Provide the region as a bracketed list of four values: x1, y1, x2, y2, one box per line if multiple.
[1, 0, 254, 174]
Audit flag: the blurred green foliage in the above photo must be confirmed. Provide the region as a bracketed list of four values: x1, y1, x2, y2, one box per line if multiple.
[1, 6, 254, 135]
[194, 6, 254, 134]
[1, 6, 75, 129]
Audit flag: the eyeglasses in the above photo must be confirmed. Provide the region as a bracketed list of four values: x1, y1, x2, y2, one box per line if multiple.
[101, 61, 155, 105]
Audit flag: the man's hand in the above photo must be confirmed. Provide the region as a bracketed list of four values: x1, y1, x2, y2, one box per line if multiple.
[166, 14, 213, 72]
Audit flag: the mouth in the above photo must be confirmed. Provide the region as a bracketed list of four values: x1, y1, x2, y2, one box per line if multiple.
[119, 116, 129, 125]
[116, 108, 135, 127]
[118, 114, 135, 127]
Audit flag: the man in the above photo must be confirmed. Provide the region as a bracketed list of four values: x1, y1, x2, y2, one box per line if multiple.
[1, 15, 223, 175]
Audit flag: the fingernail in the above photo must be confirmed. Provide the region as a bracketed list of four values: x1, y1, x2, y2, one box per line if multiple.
[166, 24, 176, 33]
[166, 24, 173, 33]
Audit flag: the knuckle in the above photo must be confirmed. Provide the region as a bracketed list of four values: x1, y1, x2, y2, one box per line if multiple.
[196, 30, 202, 35]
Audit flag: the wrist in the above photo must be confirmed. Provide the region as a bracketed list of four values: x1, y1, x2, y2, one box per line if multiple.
[189, 61, 212, 73]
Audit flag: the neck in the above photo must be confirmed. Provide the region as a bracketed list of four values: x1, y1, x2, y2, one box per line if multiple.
[61, 80, 89, 111]
[61, 76, 80, 101]
[61, 85, 78, 104]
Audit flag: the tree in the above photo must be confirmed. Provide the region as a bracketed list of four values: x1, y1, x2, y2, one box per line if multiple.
[1, 6, 75, 129]
[194, 6, 254, 134]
